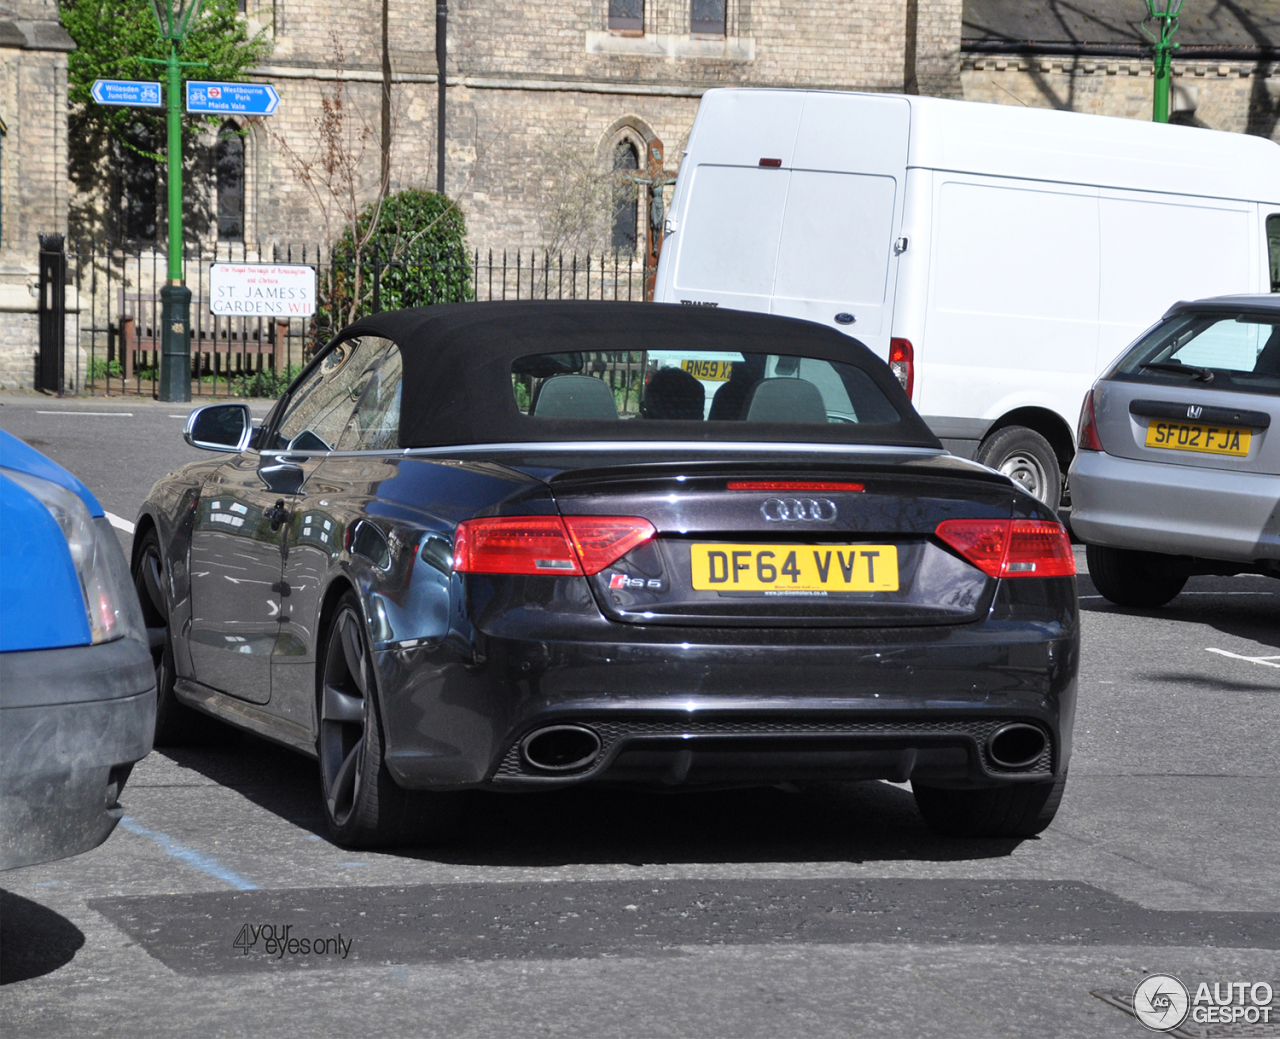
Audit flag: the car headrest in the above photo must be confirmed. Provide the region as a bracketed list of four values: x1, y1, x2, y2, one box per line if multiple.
[640, 367, 706, 420]
[744, 378, 828, 424]
[530, 374, 619, 420]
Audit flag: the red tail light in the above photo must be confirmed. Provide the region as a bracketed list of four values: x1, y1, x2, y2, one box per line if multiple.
[562, 516, 655, 574]
[453, 516, 654, 576]
[889, 338, 914, 399]
[1077, 388, 1104, 452]
[935, 518, 1075, 578]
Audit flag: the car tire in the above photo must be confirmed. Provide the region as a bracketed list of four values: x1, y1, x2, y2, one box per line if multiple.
[976, 426, 1062, 508]
[912, 772, 1067, 839]
[132, 529, 214, 746]
[1085, 544, 1188, 608]
[317, 592, 463, 849]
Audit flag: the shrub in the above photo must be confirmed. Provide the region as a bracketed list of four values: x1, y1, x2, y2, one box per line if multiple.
[319, 190, 471, 341]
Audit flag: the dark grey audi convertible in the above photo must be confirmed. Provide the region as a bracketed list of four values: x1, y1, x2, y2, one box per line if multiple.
[134, 302, 1078, 847]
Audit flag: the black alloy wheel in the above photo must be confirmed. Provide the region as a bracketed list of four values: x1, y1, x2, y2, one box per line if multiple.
[912, 771, 1067, 839]
[1086, 544, 1188, 608]
[317, 592, 462, 848]
[132, 530, 209, 745]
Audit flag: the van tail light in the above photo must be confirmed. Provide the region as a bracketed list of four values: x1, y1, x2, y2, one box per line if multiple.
[889, 338, 914, 399]
[453, 516, 654, 576]
[935, 518, 1075, 578]
[1077, 388, 1104, 452]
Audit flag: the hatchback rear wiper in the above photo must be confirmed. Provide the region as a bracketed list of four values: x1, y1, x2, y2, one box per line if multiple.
[1140, 361, 1215, 383]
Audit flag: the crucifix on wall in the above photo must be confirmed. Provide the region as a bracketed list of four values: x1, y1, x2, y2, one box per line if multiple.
[620, 137, 678, 299]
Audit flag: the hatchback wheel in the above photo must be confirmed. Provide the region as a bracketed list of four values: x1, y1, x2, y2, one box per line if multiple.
[1086, 544, 1187, 608]
[976, 426, 1062, 508]
[913, 772, 1067, 839]
[132, 530, 212, 745]
[318, 592, 462, 848]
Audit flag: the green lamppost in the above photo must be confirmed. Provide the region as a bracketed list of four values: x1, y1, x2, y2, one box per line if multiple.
[1143, 0, 1183, 124]
[143, 0, 205, 402]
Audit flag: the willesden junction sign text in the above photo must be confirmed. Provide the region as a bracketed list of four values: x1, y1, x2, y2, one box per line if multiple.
[210, 264, 317, 317]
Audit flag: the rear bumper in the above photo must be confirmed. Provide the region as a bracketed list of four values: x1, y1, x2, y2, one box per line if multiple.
[376, 604, 1078, 792]
[0, 637, 156, 871]
[1069, 450, 1280, 562]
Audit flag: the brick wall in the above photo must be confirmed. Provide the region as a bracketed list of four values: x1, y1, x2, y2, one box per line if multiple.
[0, 4, 72, 388]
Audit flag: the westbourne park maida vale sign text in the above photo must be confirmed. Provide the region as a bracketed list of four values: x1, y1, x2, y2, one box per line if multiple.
[209, 264, 317, 317]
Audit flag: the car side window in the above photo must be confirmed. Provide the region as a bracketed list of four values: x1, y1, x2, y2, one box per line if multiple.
[273, 337, 394, 452]
[337, 340, 403, 451]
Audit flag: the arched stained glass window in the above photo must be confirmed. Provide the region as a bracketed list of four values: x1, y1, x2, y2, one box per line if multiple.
[216, 121, 245, 241]
[611, 139, 639, 253]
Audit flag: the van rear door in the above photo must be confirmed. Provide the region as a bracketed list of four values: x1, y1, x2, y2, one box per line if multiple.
[666, 91, 909, 355]
[769, 94, 910, 354]
[666, 91, 807, 315]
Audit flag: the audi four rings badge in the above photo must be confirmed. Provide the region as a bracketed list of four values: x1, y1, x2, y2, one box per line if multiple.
[760, 498, 838, 522]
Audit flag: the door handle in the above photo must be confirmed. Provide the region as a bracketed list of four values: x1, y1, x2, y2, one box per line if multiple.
[266, 499, 290, 531]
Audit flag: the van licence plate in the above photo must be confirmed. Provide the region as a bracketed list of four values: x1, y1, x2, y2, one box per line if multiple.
[1145, 420, 1251, 457]
[690, 544, 899, 592]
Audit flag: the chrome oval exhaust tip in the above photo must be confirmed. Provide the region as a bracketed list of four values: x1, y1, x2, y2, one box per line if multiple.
[987, 723, 1048, 770]
[520, 725, 602, 773]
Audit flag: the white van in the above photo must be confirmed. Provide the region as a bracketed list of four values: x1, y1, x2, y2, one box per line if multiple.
[653, 89, 1280, 503]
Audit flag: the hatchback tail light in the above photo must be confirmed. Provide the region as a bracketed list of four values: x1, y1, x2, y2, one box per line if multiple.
[889, 338, 914, 399]
[1077, 388, 1104, 452]
[935, 518, 1075, 578]
[453, 515, 654, 576]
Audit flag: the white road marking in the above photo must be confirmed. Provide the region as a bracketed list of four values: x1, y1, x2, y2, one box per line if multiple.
[1206, 647, 1280, 669]
[169, 414, 187, 418]
[36, 410, 134, 416]
[106, 512, 135, 534]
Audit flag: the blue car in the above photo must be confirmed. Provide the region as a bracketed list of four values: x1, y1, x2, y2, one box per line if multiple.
[0, 430, 155, 870]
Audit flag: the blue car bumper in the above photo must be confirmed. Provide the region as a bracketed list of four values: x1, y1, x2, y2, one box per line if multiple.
[0, 634, 156, 871]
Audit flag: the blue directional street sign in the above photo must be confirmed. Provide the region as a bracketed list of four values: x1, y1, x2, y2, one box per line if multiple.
[91, 79, 162, 108]
[186, 81, 280, 116]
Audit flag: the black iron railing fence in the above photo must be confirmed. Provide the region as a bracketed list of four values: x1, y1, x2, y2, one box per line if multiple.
[45, 238, 653, 398]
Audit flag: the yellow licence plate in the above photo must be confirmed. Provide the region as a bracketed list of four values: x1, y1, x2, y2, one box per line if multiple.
[681, 359, 733, 382]
[690, 544, 899, 592]
[1145, 420, 1251, 457]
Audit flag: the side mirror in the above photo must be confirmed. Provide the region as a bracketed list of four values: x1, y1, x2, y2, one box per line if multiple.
[185, 404, 253, 453]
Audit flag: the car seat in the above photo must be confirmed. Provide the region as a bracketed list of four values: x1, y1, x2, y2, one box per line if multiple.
[743, 378, 828, 424]
[530, 374, 619, 420]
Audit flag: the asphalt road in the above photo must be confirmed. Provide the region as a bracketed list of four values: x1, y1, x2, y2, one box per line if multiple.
[2, 394, 1278, 1039]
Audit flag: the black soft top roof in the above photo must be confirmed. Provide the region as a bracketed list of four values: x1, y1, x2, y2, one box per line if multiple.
[335, 301, 940, 450]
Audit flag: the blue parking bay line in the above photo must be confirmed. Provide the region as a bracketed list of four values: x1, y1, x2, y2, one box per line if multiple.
[118, 817, 258, 891]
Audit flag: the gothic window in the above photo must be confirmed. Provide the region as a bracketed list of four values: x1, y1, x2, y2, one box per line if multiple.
[611, 139, 640, 253]
[690, 0, 726, 35]
[609, 0, 643, 32]
[121, 127, 157, 241]
[216, 121, 245, 241]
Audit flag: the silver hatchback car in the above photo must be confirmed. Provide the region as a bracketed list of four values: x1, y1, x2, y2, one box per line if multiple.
[1069, 294, 1280, 607]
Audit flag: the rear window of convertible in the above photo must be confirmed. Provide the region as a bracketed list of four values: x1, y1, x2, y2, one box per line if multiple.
[511, 350, 903, 425]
